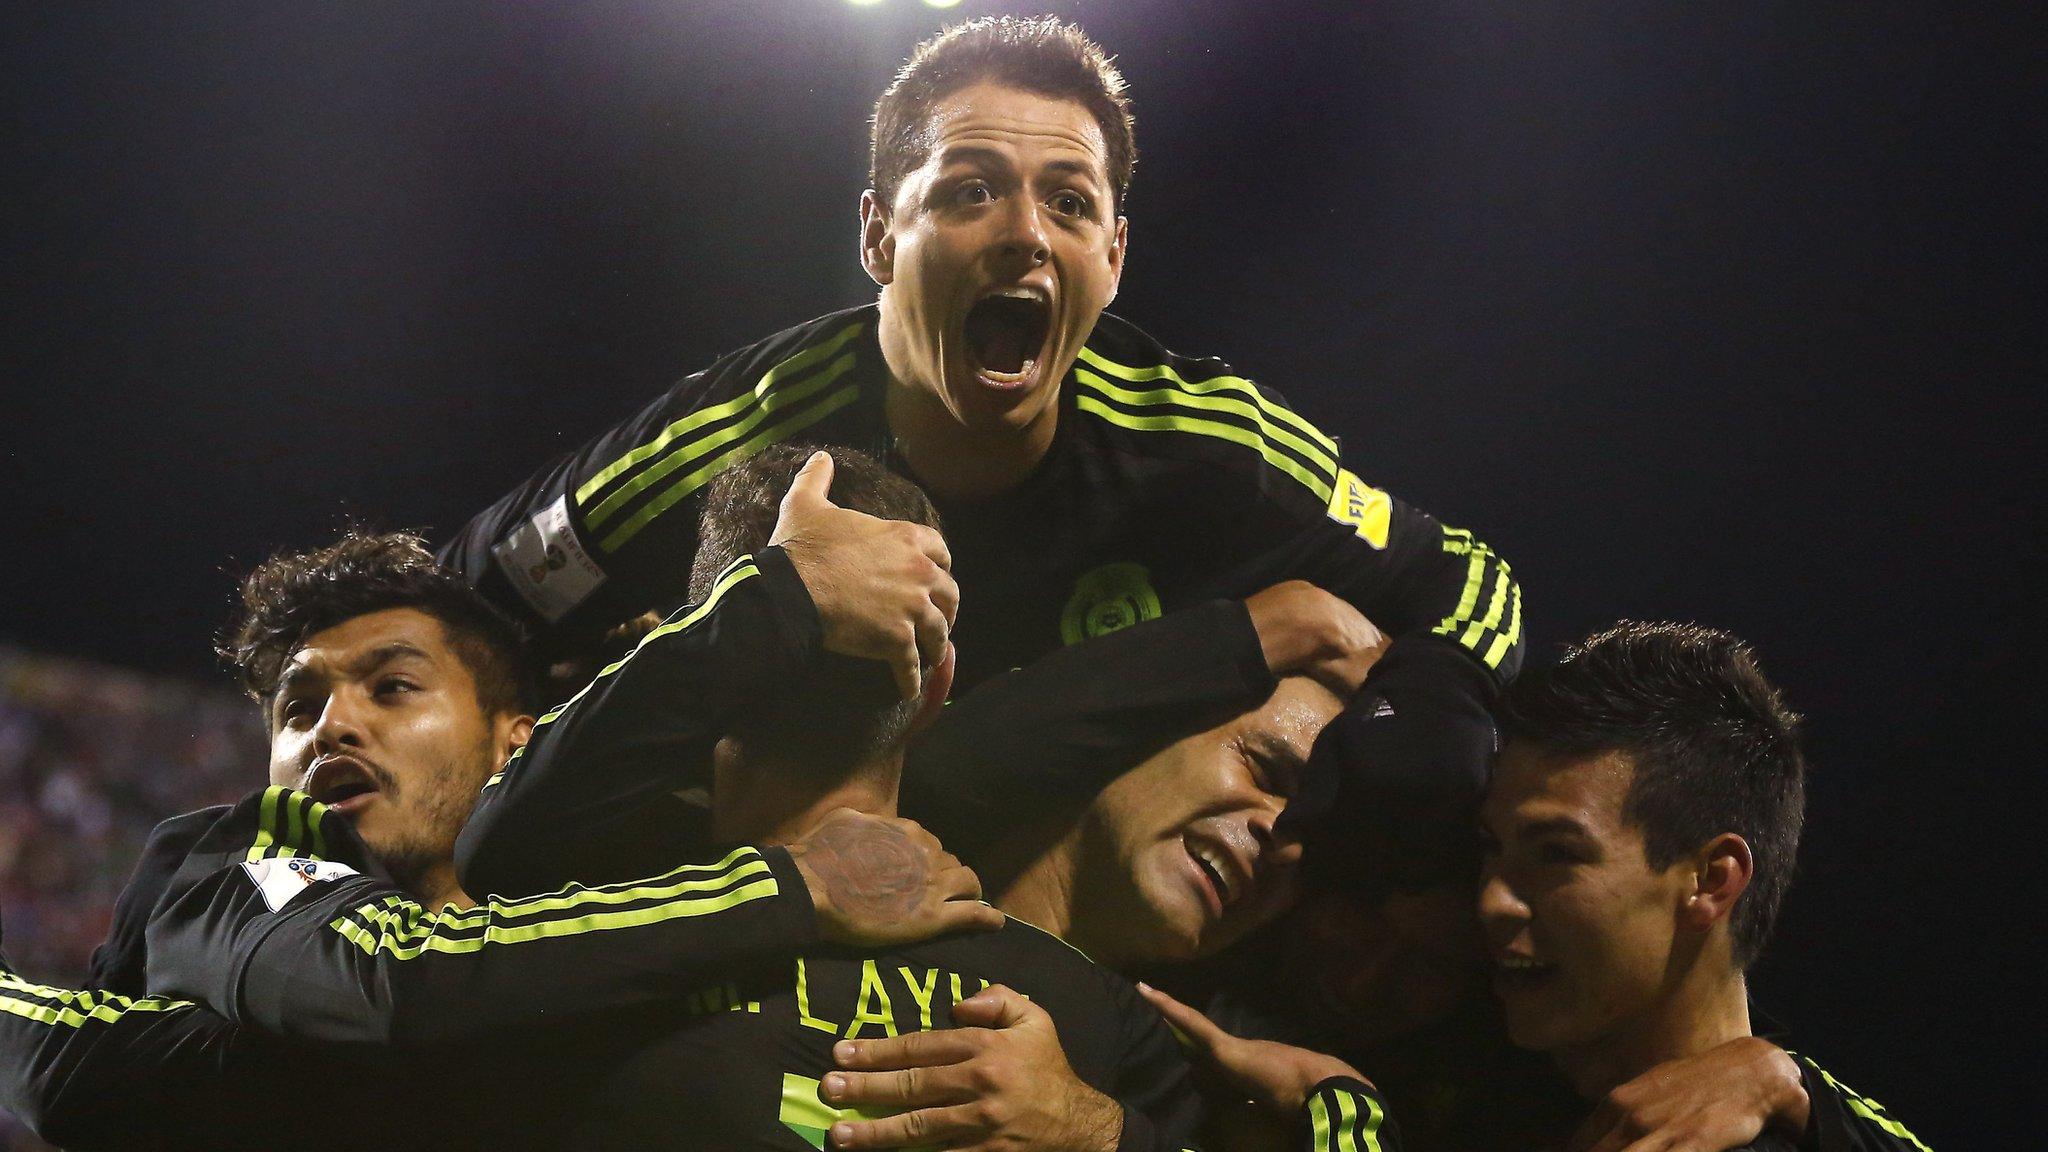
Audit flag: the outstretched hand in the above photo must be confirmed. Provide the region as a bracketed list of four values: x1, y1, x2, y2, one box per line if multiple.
[821, 984, 1124, 1152]
[787, 809, 1003, 948]
[1135, 982, 1367, 1118]
[770, 451, 958, 700]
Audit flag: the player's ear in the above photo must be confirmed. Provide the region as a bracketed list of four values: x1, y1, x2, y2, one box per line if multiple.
[906, 642, 955, 736]
[860, 189, 895, 287]
[499, 712, 536, 763]
[1105, 214, 1128, 302]
[1682, 832, 1753, 933]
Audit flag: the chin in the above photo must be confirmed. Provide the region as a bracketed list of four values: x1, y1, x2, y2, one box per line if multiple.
[1499, 998, 1590, 1056]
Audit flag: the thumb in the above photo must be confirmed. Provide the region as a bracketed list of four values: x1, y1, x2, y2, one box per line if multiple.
[781, 450, 837, 513]
[952, 984, 1037, 1029]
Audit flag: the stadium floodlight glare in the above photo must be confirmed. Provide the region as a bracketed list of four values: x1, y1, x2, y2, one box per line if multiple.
[922, 0, 965, 7]
[846, 0, 886, 6]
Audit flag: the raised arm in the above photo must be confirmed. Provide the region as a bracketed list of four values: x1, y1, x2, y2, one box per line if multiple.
[904, 581, 1385, 850]
[438, 313, 877, 660]
[145, 787, 995, 1055]
[461, 449, 959, 895]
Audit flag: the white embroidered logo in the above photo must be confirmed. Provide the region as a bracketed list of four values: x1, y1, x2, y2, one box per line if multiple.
[240, 857, 362, 913]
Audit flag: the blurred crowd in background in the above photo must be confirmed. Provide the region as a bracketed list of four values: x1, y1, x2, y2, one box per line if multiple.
[1, 647, 257, 1148]
[0, 647, 256, 984]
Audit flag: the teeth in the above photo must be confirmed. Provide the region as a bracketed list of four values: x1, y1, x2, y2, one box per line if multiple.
[1193, 846, 1233, 903]
[992, 286, 1046, 303]
[978, 358, 1036, 385]
[1497, 957, 1546, 972]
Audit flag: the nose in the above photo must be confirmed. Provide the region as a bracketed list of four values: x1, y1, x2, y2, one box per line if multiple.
[990, 197, 1050, 273]
[1476, 869, 1528, 934]
[311, 690, 367, 757]
[1249, 801, 1303, 866]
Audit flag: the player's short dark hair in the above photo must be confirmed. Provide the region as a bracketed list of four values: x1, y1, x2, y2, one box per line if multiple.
[691, 444, 942, 774]
[222, 530, 538, 721]
[1495, 621, 1806, 967]
[871, 16, 1136, 212]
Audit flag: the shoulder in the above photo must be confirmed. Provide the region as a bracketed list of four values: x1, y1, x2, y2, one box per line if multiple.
[993, 912, 1103, 969]
[1787, 1051, 1931, 1152]
[166, 787, 376, 880]
[87, 808, 235, 990]
[987, 915, 1152, 1022]
[686, 304, 878, 405]
[141, 805, 235, 858]
[1067, 312, 1345, 511]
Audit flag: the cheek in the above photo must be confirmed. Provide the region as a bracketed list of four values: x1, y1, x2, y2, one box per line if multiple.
[268, 735, 307, 788]
[1546, 882, 1670, 991]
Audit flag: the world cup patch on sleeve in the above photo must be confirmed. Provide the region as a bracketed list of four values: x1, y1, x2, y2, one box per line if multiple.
[240, 857, 361, 913]
[492, 494, 609, 622]
[1326, 469, 1392, 549]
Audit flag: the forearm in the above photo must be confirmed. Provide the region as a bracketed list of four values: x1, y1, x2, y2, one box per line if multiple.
[904, 599, 1272, 845]
[232, 846, 816, 1052]
[0, 970, 240, 1148]
[456, 546, 821, 894]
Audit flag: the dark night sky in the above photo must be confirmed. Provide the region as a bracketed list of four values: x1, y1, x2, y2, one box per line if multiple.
[3, 1, 2038, 1139]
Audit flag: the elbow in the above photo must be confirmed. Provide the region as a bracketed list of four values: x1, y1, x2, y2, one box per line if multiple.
[26, 1074, 130, 1150]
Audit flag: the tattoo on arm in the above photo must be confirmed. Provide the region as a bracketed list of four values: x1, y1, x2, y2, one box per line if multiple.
[803, 821, 926, 921]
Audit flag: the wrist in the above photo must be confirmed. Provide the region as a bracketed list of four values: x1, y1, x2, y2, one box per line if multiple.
[1765, 1048, 1812, 1136]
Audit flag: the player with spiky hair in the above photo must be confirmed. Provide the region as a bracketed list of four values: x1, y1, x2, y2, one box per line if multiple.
[1483, 622, 1930, 1152]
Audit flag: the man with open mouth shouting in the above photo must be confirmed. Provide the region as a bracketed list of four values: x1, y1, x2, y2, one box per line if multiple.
[444, 16, 1521, 880]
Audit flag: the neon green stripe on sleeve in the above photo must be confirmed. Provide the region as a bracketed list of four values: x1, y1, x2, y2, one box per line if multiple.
[329, 873, 781, 958]
[598, 384, 862, 552]
[577, 321, 865, 508]
[1074, 368, 1338, 480]
[1075, 346, 1339, 459]
[0, 975, 196, 1029]
[584, 351, 858, 533]
[1308, 1093, 1334, 1152]
[1074, 394, 1335, 504]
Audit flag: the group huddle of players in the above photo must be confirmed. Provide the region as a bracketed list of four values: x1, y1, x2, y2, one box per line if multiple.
[1, 16, 1928, 1152]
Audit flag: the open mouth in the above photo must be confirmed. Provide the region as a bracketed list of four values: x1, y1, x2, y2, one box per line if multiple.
[1492, 956, 1554, 992]
[963, 289, 1050, 386]
[305, 756, 381, 814]
[1184, 835, 1245, 915]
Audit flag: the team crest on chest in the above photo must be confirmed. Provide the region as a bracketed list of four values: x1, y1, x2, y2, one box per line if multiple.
[1060, 562, 1162, 644]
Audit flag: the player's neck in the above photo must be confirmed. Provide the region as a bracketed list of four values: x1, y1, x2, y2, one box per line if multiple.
[712, 748, 901, 846]
[991, 827, 1082, 945]
[408, 862, 474, 912]
[1555, 946, 1751, 1099]
[881, 372, 1056, 503]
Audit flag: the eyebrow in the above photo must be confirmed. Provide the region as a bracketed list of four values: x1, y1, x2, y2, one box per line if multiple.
[275, 641, 434, 699]
[1244, 729, 1310, 777]
[1518, 816, 1596, 840]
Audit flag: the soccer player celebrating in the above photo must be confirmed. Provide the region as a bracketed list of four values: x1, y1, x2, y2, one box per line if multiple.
[0, 528, 989, 1150]
[1481, 622, 1930, 1151]
[444, 16, 1518, 866]
[456, 444, 1399, 1151]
